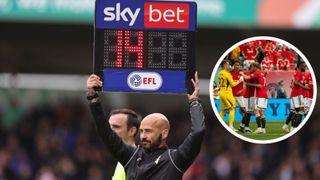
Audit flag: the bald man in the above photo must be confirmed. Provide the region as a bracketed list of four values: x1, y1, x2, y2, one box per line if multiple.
[87, 72, 205, 180]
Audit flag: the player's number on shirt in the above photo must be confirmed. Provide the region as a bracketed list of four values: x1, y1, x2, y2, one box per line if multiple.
[218, 77, 224, 88]
[218, 77, 230, 88]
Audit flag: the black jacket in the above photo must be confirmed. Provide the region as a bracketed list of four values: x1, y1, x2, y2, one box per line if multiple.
[89, 100, 205, 180]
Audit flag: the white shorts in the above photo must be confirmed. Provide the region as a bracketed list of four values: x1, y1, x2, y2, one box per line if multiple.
[235, 96, 245, 108]
[255, 97, 268, 110]
[305, 98, 312, 108]
[244, 97, 255, 112]
[304, 98, 312, 113]
[291, 95, 304, 109]
[290, 98, 294, 110]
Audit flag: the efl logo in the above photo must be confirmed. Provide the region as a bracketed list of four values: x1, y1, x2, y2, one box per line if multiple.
[144, 2, 189, 29]
[127, 72, 162, 90]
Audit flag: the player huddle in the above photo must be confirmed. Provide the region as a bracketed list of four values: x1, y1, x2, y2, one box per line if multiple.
[282, 61, 313, 132]
[217, 58, 313, 134]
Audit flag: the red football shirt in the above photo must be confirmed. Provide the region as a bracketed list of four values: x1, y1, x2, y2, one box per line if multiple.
[299, 71, 307, 96]
[306, 72, 314, 98]
[263, 43, 275, 53]
[264, 52, 275, 62]
[273, 50, 283, 65]
[261, 59, 273, 70]
[289, 78, 295, 98]
[254, 40, 266, 49]
[250, 70, 268, 98]
[239, 43, 247, 52]
[284, 50, 294, 64]
[301, 71, 311, 98]
[277, 59, 290, 70]
[230, 70, 244, 97]
[243, 46, 257, 60]
[291, 70, 303, 97]
[244, 71, 255, 98]
[284, 59, 290, 70]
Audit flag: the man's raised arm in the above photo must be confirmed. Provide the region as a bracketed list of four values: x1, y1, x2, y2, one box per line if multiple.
[87, 74, 136, 166]
[172, 72, 206, 172]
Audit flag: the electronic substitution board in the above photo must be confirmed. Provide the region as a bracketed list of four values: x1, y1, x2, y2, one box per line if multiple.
[94, 0, 197, 93]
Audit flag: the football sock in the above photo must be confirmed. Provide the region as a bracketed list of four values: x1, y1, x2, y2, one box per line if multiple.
[294, 114, 302, 127]
[245, 113, 252, 127]
[241, 113, 246, 125]
[291, 112, 297, 127]
[285, 111, 293, 125]
[229, 108, 235, 126]
[261, 117, 266, 128]
[256, 116, 261, 127]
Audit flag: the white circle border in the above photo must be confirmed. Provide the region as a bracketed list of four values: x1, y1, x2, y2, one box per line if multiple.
[209, 36, 318, 144]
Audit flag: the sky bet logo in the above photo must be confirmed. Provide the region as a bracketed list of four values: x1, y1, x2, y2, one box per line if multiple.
[96, 0, 196, 31]
[104, 3, 141, 26]
[144, 2, 189, 29]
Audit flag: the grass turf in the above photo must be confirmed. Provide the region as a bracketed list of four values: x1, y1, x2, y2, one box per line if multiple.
[232, 121, 288, 140]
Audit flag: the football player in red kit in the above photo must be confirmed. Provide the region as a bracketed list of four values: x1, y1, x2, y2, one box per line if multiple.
[238, 64, 256, 133]
[283, 46, 295, 69]
[242, 41, 258, 69]
[273, 45, 284, 66]
[282, 62, 310, 132]
[261, 55, 274, 71]
[230, 61, 246, 114]
[303, 69, 313, 115]
[242, 62, 268, 134]
[282, 78, 296, 133]
[276, 55, 290, 70]
[263, 40, 275, 65]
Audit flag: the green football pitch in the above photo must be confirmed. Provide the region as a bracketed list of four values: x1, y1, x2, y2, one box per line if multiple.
[232, 121, 288, 140]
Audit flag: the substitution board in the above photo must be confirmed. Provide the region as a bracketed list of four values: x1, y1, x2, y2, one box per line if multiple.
[94, 0, 197, 93]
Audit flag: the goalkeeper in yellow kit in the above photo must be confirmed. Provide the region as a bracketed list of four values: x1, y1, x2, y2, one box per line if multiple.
[218, 60, 243, 131]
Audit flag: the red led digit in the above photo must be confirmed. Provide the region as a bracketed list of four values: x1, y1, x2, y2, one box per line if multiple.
[124, 30, 144, 68]
[115, 30, 123, 68]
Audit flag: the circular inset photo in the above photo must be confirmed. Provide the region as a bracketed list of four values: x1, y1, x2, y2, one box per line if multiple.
[210, 36, 317, 144]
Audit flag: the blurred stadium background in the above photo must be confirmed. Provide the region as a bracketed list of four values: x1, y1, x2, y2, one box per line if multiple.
[0, 0, 320, 179]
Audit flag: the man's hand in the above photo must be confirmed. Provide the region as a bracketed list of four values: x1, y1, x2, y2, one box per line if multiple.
[236, 87, 245, 96]
[187, 72, 200, 101]
[87, 74, 103, 96]
[303, 84, 311, 91]
[239, 75, 244, 82]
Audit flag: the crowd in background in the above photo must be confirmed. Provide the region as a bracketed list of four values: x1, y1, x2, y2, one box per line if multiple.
[229, 40, 297, 71]
[0, 90, 319, 180]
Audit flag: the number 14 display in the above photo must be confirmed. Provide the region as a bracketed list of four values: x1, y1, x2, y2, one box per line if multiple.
[95, 29, 194, 70]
